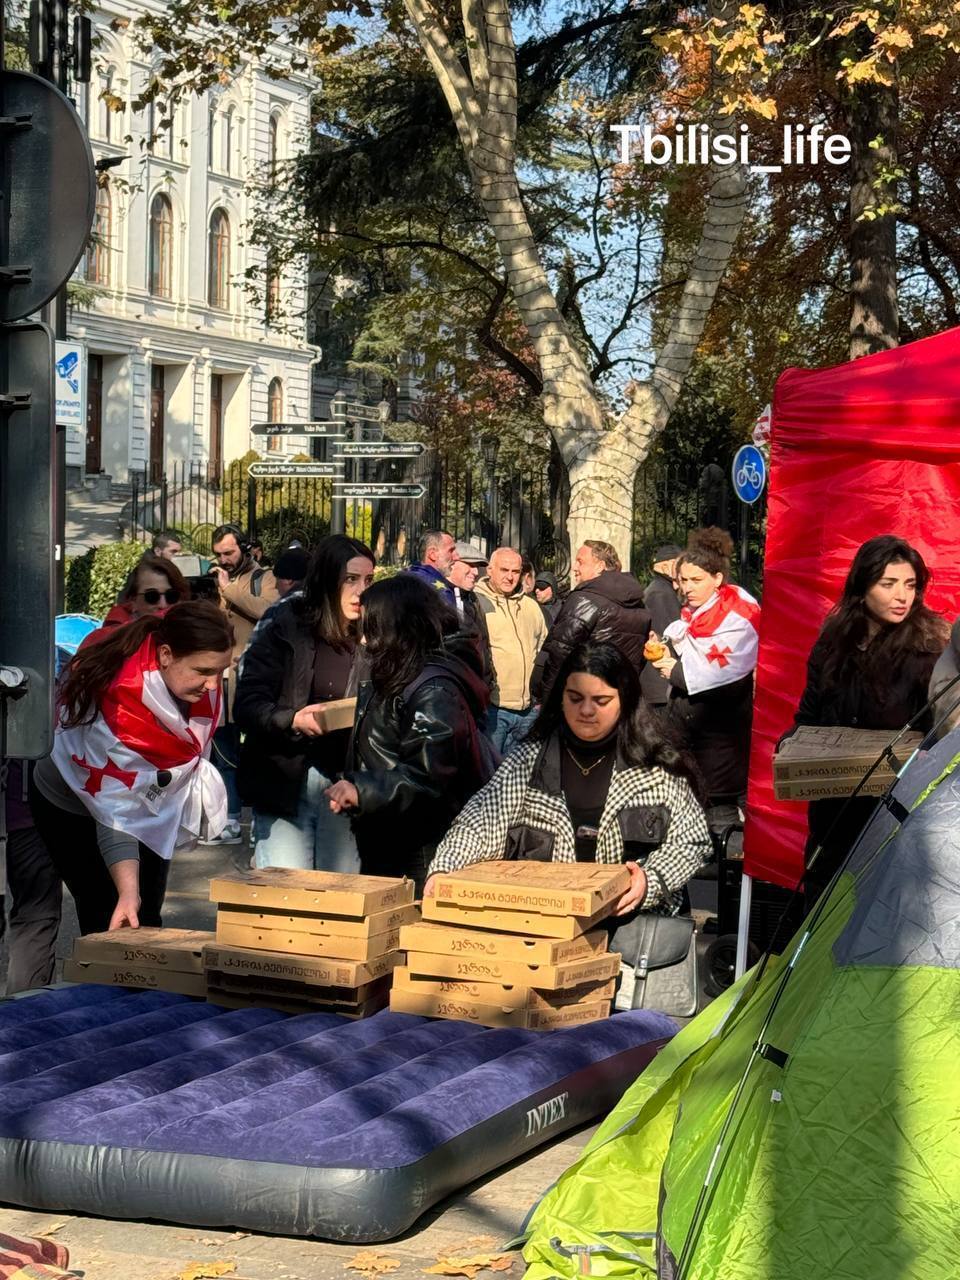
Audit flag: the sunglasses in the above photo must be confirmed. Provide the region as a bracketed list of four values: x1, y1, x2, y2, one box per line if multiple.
[139, 588, 181, 605]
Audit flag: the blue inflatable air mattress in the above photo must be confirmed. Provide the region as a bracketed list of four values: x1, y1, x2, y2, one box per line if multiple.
[0, 985, 673, 1240]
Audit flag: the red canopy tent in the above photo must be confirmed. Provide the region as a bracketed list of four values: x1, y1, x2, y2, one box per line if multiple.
[743, 326, 960, 888]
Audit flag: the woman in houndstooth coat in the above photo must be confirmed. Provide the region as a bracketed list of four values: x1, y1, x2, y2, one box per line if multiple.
[426, 642, 711, 920]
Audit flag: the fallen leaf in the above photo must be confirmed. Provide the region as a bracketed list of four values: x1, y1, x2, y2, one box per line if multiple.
[345, 1251, 402, 1275]
[36, 1219, 71, 1236]
[179, 1262, 237, 1280]
[423, 1253, 514, 1278]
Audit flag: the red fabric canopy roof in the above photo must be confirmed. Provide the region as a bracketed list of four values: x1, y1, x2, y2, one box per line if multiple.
[743, 327, 960, 887]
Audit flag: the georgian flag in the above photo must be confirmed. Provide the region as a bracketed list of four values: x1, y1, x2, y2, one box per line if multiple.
[52, 636, 227, 860]
[663, 584, 760, 696]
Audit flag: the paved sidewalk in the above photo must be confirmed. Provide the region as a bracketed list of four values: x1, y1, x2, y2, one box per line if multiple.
[65, 485, 130, 558]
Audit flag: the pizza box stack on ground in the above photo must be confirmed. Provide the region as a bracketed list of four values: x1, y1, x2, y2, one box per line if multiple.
[391, 861, 628, 1030]
[773, 726, 924, 801]
[204, 868, 417, 1017]
[64, 927, 212, 997]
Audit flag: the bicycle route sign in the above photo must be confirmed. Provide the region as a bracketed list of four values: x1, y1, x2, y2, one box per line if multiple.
[731, 444, 766, 505]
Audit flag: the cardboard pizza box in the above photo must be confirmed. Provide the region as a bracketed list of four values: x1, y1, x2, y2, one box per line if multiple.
[215, 919, 402, 962]
[773, 774, 892, 801]
[313, 697, 357, 733]
[421, 895, 608, 940]
[392, 965, 616, 1010]
[215, 901, 419, 940]
[206, 970, 391, 1006]
[63, 958, 207, 998]
[403, 947, 621, 991]
[390, 986, 611, 1029]
[203, 941, 399, 989]
[431, 861, 630, 918]
[209, 868, 415, 917]
[773, 726, 922, 783]
[399, 920, 606, 965]
[71, 928, 213, 975]
[208, 987, 390, 1019]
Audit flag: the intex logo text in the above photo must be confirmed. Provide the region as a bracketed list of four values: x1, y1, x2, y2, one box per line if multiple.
[525, 1091, 570, 1137]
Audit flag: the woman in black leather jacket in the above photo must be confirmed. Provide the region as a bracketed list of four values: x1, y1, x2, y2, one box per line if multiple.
[325, 575, 494, 888]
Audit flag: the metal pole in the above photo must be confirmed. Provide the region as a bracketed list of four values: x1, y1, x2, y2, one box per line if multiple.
[738, 499, 749, 592]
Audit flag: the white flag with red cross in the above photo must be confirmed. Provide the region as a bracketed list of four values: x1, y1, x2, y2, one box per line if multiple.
[52, 636, 227, 860]
[663, 584, 760, 696]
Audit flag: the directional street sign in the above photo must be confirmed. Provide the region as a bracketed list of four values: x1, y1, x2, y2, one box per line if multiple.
[333, 483, 426, 499]
[250, 421, 347, 437]
[332, 441, 427, 459]
[248, 462, 343, 478]
[330, 401, 388, 423]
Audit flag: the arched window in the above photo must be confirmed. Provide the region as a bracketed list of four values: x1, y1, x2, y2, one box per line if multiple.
[265, 252, 281, 324]
[268, 377, 284, 421]
[88, 183, 112, 286]
[222, 105, 235, 175]
[207, 208, 231, 309]
[148, 96, 172, 158]
[268, 113, 280, 177]
[266, 376, 284, 451]
[98, 68, 116, 143]
[148, 193, 173, 298]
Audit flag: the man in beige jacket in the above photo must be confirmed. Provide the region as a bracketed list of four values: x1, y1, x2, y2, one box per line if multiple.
[474, 547, 547, 754]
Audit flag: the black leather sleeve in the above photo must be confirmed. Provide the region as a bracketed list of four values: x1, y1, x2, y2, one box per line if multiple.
[345, 680, 472, 817]
[233, 618, 296, 736]
[531, 594, 598, 701]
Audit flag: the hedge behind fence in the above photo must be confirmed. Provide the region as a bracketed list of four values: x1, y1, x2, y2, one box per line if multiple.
[65, 541, 145, 618]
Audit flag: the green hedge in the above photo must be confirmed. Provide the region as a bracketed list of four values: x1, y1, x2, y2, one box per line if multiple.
[65, 541, 146, 618]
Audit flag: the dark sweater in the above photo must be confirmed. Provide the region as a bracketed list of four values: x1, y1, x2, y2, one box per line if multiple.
[559, 725, 618, 861]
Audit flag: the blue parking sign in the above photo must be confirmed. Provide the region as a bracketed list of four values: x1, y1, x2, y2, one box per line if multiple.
[732, 444, 766, 505]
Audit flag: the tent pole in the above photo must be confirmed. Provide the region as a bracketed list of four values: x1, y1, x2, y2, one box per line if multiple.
[735, 873, 753, 979]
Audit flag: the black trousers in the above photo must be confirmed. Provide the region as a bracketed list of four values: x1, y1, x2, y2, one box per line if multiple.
[4, 826, 63, 992]
[29, 784, 170, 936]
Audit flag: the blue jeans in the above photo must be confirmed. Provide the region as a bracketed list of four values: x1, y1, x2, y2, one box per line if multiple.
[487, 704, 538, 756]
[212, 723, 242, 819]
[253, 766, 360, 874]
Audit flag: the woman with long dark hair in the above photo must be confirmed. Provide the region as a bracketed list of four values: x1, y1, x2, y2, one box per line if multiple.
[793, 534, 948, 907]
[426, 642, 711, 918]
[30, 601, 233, 933]
[324, 574, 493, 888]
[234, 534, 375, 873]
[79, 554, 190, 650]
[650, 527, 760, 839]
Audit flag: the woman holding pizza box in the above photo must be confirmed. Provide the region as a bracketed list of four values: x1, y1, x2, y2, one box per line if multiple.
[791, 534, 948, 909]
[234, 534, 375, 874]
[425, 641, 711, 918]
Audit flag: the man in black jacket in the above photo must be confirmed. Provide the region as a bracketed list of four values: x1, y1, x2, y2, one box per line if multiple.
[641, 544, 682, 710]
[532, 540, 651, 701]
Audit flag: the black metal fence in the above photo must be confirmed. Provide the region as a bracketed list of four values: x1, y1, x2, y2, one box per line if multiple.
[126, 449, 765, 590]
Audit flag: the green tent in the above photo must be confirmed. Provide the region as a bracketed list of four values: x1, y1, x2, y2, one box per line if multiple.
[522, 731, 960, 1280]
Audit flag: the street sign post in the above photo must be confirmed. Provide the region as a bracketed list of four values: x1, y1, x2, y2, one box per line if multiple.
[732, 444, 767, 594]
[329, 394, 391, 424]
[251, 421, 346, 437]
[332, 483, 426, 500]
[248, 462, 343, 478]
[332, 441, 426, 459]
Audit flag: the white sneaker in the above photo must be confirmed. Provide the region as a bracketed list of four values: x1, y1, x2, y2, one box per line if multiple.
[205, 819, 243, 846]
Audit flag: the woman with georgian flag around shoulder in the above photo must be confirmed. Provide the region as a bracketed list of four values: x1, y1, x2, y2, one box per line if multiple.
[30, 601, 234, 934]
[649, 527, 760, 845]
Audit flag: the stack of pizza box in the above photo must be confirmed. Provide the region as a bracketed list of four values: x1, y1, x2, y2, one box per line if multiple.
[64, 927, 212, 997]
[204, 869, 416, 1018]
[391, 861, 628, 1029]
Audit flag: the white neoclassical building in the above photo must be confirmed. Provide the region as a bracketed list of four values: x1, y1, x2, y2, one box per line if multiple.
[67, 0, 317, 484]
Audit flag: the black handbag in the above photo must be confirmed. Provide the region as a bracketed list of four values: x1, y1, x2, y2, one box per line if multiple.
[608, 911, 698, 1019]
